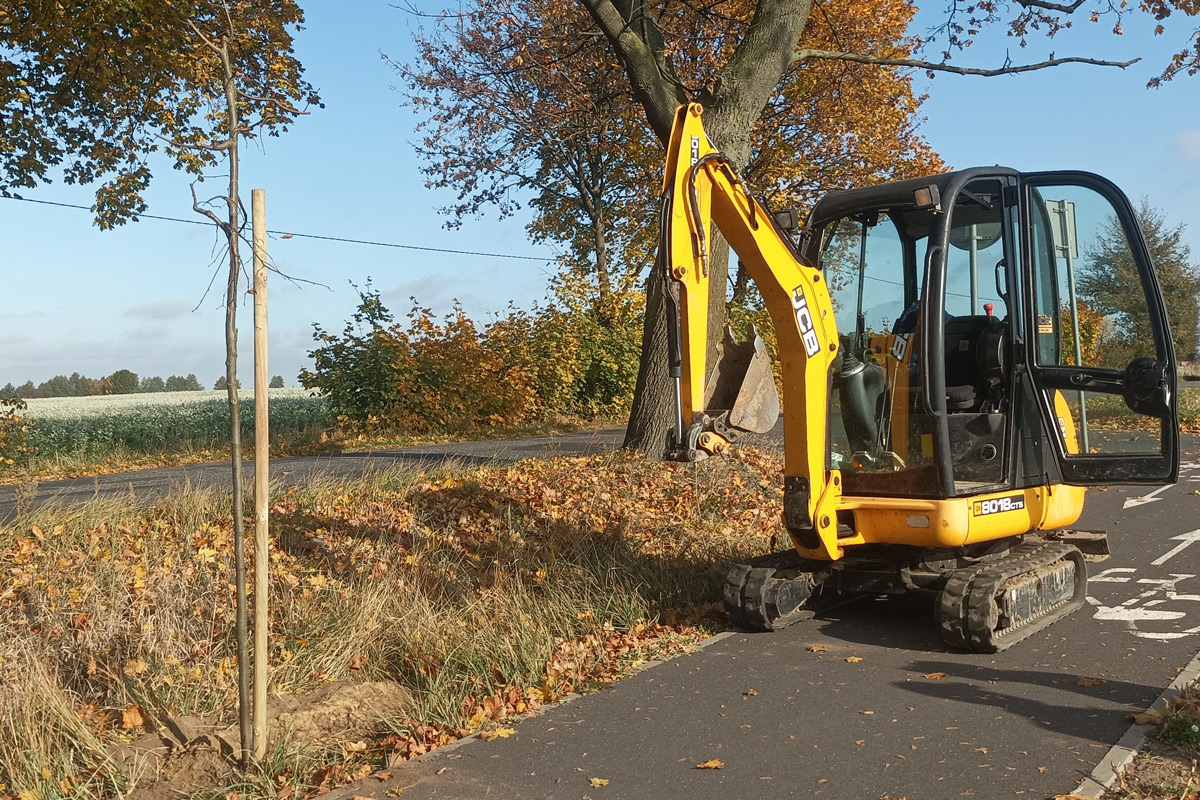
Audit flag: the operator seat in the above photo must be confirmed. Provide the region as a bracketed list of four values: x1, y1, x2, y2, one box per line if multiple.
[944, 315, 1008, 412]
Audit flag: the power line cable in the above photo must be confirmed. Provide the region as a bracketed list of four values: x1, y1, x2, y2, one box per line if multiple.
[1, 194, 554, 262]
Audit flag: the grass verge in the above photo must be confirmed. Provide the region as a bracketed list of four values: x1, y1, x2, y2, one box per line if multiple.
[1100, 679, 1200, 799]
[0, 447, 784, 798]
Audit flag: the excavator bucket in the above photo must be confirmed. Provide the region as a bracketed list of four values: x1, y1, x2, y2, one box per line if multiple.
[702, 325, 781, 434]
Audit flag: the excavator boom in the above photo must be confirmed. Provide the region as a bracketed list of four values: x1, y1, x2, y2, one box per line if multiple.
[661, 103, 843, 560]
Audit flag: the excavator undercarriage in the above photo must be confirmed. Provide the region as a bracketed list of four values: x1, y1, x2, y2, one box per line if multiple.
[723, 533, 1103, 652]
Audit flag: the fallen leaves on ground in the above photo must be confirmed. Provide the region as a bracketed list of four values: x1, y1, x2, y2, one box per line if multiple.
[589, 777, 609, 787]
[2, 448, 789, 797]
[845, 656, 863, 663]
[1127, 709, 1165, 725]
[807, 644, 828, 652]
[696, 759, 726, 770]
[1076, 677, 1104, 687]
[120, 704, 144, 730]
[479, 727, 516, 741]
[923, 672, 947, 680]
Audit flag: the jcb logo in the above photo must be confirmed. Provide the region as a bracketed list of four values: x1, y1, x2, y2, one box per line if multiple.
[973, 495, 1026, 516]
[792, 288, 820, 357]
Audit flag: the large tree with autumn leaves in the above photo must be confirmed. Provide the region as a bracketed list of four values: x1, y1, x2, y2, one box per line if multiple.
[400, 0, 945, 452]
[578, 0, 1200, 455]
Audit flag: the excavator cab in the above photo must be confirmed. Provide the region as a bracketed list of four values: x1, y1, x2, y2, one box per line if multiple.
[801, 169, 1179, 501]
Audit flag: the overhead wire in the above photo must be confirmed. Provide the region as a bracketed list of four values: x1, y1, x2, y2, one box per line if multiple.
[0, 194, 554, 262]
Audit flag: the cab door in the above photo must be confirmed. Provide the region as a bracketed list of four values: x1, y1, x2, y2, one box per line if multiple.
[1021, 171, 1178, 484]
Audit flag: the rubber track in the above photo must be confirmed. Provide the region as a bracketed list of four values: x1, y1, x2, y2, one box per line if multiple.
[937, 540, 1086, 653]
[723, 551, 827, 632]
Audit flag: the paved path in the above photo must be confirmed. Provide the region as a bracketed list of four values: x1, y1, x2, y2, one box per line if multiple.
[0, 428, 631, 521]
[320, 440, 1200, 800]
[0, 424, 785, 521]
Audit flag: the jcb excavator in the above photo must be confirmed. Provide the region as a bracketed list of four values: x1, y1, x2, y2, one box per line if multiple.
[662, 103, 1179, 652]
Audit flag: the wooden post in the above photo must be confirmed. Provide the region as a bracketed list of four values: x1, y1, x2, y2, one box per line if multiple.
[251, 187, 270, 763]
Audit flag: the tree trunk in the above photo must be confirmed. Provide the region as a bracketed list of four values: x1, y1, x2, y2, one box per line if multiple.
[730, 258, 751, 309]
[622, 265, 675, 452]
[582, 0, 813, 459]
[218, 35, 252, 762]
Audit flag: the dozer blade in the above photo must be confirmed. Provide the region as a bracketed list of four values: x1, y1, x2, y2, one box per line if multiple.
[702, 325, 780, 434]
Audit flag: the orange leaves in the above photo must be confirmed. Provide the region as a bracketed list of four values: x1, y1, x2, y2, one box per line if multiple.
[695, 759, 726, 770]
[1127, 709, 1165, 725]
[479, 727, 516, 741]
[121, 704, 145, 730]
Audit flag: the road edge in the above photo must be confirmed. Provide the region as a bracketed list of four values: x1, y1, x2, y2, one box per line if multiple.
[1071, 647, 1200, 797]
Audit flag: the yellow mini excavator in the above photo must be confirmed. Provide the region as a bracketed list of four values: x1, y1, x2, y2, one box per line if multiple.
[661, 103, 1179, 652]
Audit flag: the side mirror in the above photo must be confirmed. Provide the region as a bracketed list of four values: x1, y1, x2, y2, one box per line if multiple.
[772, 208, 800, 235]
[1124, 357, 1172, 416]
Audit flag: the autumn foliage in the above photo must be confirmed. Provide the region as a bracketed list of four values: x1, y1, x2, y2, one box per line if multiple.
[0, 447, 785, 796]
[0, 397, 35, 467]
[300, 287, 641, 433]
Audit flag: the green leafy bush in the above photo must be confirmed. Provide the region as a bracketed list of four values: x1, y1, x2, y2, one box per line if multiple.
[301, 287, 641, 434]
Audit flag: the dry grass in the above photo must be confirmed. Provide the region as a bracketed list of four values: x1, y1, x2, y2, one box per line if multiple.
[0, 448, 783, 798]
[1104, 680, 1200, 799]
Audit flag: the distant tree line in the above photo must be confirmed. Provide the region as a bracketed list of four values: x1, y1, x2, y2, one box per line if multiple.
[0, 371, 205, 398]
[0, 371, 290, 399]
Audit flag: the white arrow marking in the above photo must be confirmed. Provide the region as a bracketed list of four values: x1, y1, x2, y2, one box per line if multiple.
[1153, 530, 1200, 566]
[1123, 484, 1173, 510]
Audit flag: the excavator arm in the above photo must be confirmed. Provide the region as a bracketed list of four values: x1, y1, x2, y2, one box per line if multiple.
[661, 103, 844, 560]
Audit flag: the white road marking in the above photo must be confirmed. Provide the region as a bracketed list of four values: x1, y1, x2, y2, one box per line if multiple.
[1152, 530, 1200, 565]
[1091, 567, 1136, 582]
[1123, 484, 1174, 509]
[1088, 574, 1200, 639]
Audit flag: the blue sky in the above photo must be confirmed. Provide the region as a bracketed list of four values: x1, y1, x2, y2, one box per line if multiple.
[2, 1, 1198, 388]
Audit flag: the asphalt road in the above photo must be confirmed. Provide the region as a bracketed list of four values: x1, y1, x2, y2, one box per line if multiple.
[0, 428, 631, 521]
[6, 427, 1200, 798]
[0, 424, 783, 520]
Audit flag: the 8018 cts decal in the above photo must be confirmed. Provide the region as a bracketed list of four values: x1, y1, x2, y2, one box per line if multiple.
[973, 495, 1026, 516]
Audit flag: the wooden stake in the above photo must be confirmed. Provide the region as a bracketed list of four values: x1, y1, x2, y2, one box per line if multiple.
[251, 187, 270, 763]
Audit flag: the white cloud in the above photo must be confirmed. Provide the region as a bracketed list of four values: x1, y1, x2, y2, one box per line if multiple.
[125, 298, 194, 320]
[380, 275, 480, 315]
[1177, 130, 1200, 160]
